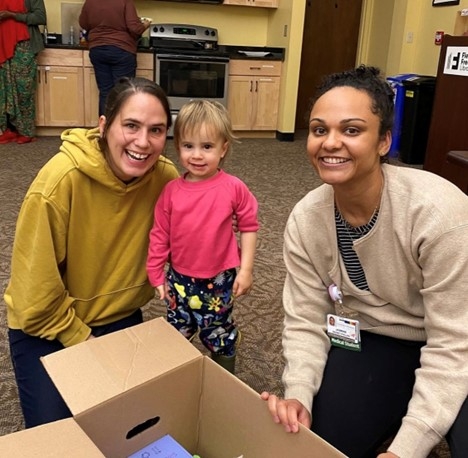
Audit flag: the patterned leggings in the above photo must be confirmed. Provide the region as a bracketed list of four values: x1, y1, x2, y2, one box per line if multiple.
[166, 266, 239, 357]
[0, 40, 37, 136]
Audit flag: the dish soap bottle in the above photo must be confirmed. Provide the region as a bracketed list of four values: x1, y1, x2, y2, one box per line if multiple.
[79, 29, 87, 47]
[69, 25, 75, 45]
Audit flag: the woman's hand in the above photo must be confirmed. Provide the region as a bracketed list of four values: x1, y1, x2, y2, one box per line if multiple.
[377, 453, 399, 458]
[260, 392, 311, 433]
[0, 11, 16, 20]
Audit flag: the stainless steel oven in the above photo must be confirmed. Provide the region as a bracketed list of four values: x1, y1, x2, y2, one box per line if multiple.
[150, 24, 229, 117]
[155, 54, 229, 111]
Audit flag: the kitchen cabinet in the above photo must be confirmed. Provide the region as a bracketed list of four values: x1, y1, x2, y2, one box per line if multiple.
[36, 49, 84, 127]
[228, 59, 281, 131]
[36, 49, 155, 129]
[223, 0, 278, 7]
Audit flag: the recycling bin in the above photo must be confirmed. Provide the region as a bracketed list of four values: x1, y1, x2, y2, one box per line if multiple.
[399, 76, 436, 164]
[386, 74, 417, 159]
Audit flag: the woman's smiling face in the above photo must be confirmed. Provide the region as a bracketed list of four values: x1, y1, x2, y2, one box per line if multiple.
[307, 86, 390, 187]
[99, 92, 168, 182]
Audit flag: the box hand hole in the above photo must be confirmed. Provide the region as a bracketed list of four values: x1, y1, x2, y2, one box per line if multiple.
[126, 416, 160, 439]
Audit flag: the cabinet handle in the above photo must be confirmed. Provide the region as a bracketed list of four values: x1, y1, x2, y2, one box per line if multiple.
[250, 80, 253, 92]
[255, 80, 258, 92]
[249, 67, 261, 71]
[37, 69, 41, 84]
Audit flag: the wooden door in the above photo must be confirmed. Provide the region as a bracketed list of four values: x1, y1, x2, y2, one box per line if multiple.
[295, 0, 363, 129]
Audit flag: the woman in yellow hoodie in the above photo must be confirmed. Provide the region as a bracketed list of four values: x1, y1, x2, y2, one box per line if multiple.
[4, 77, 179, 428]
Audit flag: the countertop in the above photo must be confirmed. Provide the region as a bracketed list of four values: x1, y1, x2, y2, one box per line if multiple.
[44, 43, 285, 61]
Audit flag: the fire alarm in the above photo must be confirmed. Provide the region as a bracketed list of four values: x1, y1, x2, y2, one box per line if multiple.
[435, 30, 444, 45]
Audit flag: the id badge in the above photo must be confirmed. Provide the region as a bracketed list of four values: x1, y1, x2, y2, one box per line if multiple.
[327, 313, 361, 352]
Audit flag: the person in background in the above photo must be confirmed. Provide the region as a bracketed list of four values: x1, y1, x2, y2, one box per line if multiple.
[4, 77, 179, 428]
[146, 100, 259, 374]
[261, 65, 468, 458]
[0, 0, 46, 144]
[79, 0, 151, 117]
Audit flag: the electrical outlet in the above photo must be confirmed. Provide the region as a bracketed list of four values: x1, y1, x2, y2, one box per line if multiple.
[406, 31, 414, 43]
[283, 24, 288, 37]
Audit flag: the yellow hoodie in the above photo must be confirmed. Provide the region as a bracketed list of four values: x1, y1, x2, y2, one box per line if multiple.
[4, 128, 178, 347]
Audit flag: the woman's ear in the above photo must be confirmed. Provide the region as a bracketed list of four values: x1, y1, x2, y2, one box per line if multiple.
[98, 115, 106, 138]
[379, 130, 392, 156]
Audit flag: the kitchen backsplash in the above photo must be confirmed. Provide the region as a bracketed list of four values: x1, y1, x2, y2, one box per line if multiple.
[61, 2, 81, 45]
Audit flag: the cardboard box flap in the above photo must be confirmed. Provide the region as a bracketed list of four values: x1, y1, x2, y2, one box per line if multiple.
[41, 317, 201, 415]
[198, 358, 347, 457]
[0, 418, 105, 457]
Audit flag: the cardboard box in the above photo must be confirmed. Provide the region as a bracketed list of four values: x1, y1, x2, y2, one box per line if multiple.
[0, 418, 104, 456]
[1, 318, 346, 457]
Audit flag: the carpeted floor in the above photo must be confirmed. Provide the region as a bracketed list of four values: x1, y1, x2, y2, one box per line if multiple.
[0, 133, 449, 456]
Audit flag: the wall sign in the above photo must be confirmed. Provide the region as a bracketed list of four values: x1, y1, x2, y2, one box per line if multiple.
[432, 0, 460, 6]
[444, 47, 468, 76]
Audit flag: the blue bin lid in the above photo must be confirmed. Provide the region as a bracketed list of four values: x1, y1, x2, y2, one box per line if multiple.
[386, 73, 418, 83]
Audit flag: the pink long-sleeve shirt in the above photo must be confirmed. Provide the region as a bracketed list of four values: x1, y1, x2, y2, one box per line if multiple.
[146, 170, 259, 287]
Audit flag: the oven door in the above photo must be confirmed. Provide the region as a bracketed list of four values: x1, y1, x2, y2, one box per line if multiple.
[155, 54, 229, 111]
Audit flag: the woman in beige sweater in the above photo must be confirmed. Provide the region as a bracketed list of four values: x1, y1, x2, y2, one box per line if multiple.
[262, 65, 468, 458]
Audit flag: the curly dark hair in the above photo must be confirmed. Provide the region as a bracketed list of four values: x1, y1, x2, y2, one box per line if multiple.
[308, 65, 395, 138]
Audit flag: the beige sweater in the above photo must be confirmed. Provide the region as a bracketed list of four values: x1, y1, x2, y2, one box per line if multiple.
[282, 164, 468, 458]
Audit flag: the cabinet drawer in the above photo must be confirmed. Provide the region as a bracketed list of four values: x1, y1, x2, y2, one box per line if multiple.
[37, 49, 83, 66]
[229, 59, 281, 76]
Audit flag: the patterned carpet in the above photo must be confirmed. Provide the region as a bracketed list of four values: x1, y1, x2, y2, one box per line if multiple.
[0, 132, 449, 456]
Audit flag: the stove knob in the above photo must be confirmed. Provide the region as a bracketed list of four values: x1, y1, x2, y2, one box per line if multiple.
[204, 29, 209, 36]
[159, 26, 165, 33]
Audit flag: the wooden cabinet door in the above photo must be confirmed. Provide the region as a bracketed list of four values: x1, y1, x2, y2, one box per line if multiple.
[83, 66, 99, 127]
[35, 67, 46, 126]
[252, 76, 280, 130]
[36, 66, 84, 127]
[228, 75, 254, 130]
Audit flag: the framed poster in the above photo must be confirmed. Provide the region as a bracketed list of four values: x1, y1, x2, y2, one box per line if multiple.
[432, 0, 460, 6]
